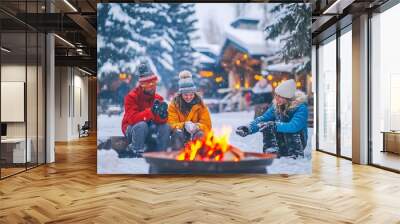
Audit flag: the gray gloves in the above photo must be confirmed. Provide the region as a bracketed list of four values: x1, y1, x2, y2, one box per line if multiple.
[184, 121, 199, 134]
[236, 122, 276, 137]
[236, 125, 250, 137]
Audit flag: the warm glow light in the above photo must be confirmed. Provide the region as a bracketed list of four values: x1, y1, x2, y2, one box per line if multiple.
[267, 75, 273, 81]
[215, 76, 223, 83]
[296, 81, 302, 88]
[200, 70, 214, 78]
[235, 60, 241, 65]
[176, 126, 240, 162]
[243, 54, 248, 60]
[254, 74, 263, 81]
[119, 73, 127, 80]
[272, 81, 278, 87]
[244, 81, 250, 88]
[235, 83, 240, 89]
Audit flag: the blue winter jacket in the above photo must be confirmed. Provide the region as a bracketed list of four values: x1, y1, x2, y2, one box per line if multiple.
[249, 92, 309, 141]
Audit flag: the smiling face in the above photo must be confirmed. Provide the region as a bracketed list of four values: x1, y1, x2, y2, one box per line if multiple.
[274, 94, 289, 106]
[140, 80, 157, 95]
[182, 92, 195, 103]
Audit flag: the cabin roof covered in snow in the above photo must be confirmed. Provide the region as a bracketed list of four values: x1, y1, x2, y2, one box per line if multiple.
[221, 18, 280, 57]
[264, 61, 303, 73]
[193, 51, 216, 64]
[224, 26, 267, 56]
[230, 17, 259, 28]
[194, 43, 221, 56]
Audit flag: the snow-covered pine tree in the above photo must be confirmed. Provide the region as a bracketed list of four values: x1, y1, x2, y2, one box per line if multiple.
[167, 3, 198, 77]
[141, 3, 174, 85]
[97, 3, 173, 84]
[264, 3, 311, 74]
[97, 3, 120, 79]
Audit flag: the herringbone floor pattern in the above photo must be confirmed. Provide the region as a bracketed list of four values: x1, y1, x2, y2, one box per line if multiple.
[1, 135, 400, 223]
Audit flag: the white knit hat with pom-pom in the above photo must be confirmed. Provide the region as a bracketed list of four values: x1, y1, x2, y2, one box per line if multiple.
[178, 70, 197, 93]
[275, 79, 296, 99]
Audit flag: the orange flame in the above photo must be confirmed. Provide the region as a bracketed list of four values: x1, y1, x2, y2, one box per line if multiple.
[176, 127, 242, 162]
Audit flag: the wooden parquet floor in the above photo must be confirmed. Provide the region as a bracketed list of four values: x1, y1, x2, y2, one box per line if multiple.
[1, 135, 400, 224]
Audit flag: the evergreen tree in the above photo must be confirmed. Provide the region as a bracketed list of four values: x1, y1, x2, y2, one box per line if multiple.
[265, 3, 311, 73]
[97, 3, 198, 90]
[141, 3, 174, 84]
[167, 3, 198, 75]
[97, 3, 173, 82]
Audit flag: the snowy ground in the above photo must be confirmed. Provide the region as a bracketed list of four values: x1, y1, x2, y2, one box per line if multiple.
[97, 111, 312, 174]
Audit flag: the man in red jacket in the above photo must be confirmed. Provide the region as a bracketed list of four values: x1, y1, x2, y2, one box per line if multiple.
[121, 63, 170, 158]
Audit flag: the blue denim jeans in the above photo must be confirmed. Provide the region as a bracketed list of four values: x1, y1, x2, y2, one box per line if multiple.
[125, 121, 171, 155]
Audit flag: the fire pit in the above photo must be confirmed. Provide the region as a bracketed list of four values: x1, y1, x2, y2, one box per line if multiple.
[144, 150, 276, 174]
[143, 128, 277, 174]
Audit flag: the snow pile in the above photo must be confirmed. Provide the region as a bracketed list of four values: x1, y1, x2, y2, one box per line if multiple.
[98, 114, 124, 138]
[97, 150, 149, 174]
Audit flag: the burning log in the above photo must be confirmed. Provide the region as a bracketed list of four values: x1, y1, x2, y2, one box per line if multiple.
[176, 130, 245, 162]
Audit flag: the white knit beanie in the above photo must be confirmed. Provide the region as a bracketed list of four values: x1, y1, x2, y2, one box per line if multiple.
[275, 79, 296, 99]
[178, 70, 197, 93]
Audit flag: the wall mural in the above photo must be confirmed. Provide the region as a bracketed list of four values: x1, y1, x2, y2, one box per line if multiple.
[97, 3, 313, 174]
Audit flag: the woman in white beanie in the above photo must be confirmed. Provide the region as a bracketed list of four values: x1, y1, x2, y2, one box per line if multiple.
[167, 70, 212, 150]
[235, 79, 308, 159]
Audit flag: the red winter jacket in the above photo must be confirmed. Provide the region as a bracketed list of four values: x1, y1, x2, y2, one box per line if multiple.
[121, 87, 167, 135]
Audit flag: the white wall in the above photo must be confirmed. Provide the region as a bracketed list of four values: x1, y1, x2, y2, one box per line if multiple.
[73, 72, 89, 137]
[1, 63, 46, 164]
[54, 67, 69, 141]
[54, 67, 89, 141]
[1, 65, 26, 138]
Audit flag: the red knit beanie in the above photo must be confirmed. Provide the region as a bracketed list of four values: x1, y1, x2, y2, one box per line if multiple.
[138, 63, 158, 84]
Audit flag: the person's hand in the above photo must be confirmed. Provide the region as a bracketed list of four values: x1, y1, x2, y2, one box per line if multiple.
[151, 100, 168, 119]
[158, 101, 168, 119]
[258, 122, 268, 132]
[258, 121, 276, 132]
[151, 100, 160, 115]
[184, 121, 198, 134]
[236, 125, 250, 137]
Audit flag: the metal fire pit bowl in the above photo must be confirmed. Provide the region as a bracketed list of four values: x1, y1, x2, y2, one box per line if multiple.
[143, 147, 277, 174]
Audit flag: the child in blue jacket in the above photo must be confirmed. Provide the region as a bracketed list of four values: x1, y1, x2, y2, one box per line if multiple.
[236, 79, 308, 158]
